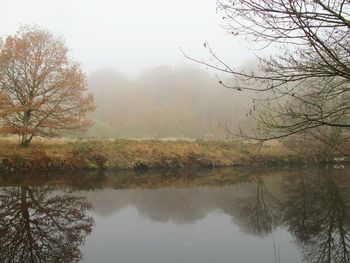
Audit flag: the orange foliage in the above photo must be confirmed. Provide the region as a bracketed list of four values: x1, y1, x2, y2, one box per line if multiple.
[0, 25, 94, 146]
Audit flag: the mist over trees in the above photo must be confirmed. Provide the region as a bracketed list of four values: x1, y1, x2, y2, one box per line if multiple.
[87, 66, 252, 139]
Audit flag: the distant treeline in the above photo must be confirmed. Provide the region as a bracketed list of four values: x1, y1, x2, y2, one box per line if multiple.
[87, 66, 252, 139]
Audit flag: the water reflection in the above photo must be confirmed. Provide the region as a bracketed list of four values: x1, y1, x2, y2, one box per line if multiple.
[81, 168, 350, 263]
[233, 177, 280, 237]
[0, 186, 94, 263]
[281, 172, 350, 263]
[0, 167, 349, 263]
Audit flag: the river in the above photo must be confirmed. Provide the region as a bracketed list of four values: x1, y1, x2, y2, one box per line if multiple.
[0, 166, 349, 263]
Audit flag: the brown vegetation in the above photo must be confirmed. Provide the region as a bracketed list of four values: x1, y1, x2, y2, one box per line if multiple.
[0, 138, 336, 172]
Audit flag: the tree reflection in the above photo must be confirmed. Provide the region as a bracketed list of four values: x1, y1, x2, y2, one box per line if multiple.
[281, 171, 350, 263]
[222, 169, 350, 262]
[238, 177, 279, 236]
[135, 188, 212, 224]
[1, 169, 348, 263]
[0, 186, 94, 263]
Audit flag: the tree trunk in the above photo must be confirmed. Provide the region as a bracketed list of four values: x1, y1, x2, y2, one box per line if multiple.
[20, 110, 31, 147]
[20, 187, 35, 262]
[20, 136, 31, 147]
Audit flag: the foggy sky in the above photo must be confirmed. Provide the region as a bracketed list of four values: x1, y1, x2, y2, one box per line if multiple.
[0, 0, 255, 76]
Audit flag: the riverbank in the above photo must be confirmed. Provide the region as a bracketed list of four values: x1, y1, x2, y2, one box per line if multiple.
[1, 165, 344, 190]
[0, 138, 342, 172]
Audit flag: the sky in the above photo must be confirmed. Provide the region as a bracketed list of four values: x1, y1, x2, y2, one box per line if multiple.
[0, 0, 256, 77]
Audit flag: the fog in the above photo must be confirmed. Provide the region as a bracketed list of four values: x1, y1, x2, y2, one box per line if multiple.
[87, 66, 253, 139]
[0, 0, 260, 139]
[0, 0, 255, 76]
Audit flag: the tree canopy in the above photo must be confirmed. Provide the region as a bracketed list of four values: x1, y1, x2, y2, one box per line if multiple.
[0, 26, 94, 146]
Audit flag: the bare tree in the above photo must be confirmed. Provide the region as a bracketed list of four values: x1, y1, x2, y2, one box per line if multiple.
[0, 25, 94, 147]
[185, 1, 350, 142]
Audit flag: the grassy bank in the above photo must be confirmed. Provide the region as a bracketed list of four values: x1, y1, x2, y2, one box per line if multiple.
[0, 138, 337, 172]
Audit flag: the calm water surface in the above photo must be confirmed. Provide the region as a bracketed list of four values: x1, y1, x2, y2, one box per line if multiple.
[0, 166, 349, 263]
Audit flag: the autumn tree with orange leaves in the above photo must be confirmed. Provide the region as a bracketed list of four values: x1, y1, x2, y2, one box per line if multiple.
[0, 26, 94, 147]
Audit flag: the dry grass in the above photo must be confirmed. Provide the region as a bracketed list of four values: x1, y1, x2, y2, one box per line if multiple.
[0, 138, 314, 171]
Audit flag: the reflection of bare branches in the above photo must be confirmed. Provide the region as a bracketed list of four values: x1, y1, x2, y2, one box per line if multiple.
[0, 186, 94, 263]
[282, 172, 350, 263]
[238, 177, 280, 237]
